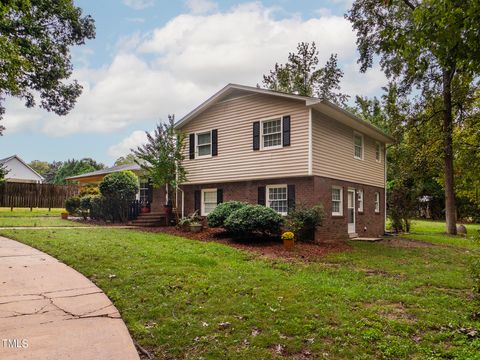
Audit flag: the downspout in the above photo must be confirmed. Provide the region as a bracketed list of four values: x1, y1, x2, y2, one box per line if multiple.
[384, 145, 387, 233]
[308, 108, 313, 176]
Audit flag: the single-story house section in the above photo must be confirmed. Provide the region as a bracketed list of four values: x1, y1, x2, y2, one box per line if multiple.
[0, 155, 44, 184]
[65, 163, 165, 213]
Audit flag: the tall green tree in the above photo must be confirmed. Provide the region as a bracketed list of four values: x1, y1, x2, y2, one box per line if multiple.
[114, 154, 138, 166]
[29, 160, 50, 176]
[133, 115, 186, 203]
[0, 163, 7, 184]
[347, 0, 480, 234]
[54, 158, 104, 185]
[0, 0, 95, 134]
[261, 42, 349, 105]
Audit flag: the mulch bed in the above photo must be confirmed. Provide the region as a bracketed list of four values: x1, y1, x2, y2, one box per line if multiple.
[138, 226, 351, 261]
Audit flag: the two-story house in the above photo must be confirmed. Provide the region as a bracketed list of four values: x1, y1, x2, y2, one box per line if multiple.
[174, 84, 393, 241]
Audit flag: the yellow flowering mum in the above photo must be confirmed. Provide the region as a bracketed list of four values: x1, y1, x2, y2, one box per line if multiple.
[281, 231, 295, 240]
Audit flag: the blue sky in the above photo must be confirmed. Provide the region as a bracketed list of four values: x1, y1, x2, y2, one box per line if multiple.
[2, 0, 386, 166]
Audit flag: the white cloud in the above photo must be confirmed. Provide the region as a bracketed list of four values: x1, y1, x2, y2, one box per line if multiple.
[123, 0, 154, 10]
[4, 1, 387, 159]
[185, 0, 218, 14]
[107, 130, 148, 158]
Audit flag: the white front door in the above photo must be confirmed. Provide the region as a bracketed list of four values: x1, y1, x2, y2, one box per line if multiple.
[347, 189, 356, 234]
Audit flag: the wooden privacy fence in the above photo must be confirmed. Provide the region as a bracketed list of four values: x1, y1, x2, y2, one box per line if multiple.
[0, 182, 80, 209]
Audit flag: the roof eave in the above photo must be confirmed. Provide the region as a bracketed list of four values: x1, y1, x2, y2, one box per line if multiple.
[311, 100, 394, 144]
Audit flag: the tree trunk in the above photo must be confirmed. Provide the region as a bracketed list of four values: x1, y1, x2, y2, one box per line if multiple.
[442, 70, 457, 235]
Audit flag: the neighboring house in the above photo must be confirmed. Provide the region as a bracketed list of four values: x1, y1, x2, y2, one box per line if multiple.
[172, 84, 393, 240]
[0, 155, 44, 184]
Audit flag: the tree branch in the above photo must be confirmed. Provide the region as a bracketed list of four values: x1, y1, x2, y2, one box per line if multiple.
[402, 0, 417, 10]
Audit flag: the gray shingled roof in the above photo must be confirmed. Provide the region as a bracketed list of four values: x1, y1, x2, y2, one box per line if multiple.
[65, 163, 142, 180]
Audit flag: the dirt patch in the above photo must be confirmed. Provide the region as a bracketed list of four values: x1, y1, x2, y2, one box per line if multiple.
[379, 302, 417, 323]
[366, 301, 417, 323]
[138, 226, 351, 261]
[378, 238, 437, 248]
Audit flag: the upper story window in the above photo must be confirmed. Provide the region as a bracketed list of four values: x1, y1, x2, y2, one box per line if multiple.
[196, 131, 212, 158]
[354, 132, 364, 160]
[374, 192, 380, 213]
[375, 142, 381, 162]
[267, 184, 288, 215]
[332, 186, 343, 216]
[262, 118, 282, 148]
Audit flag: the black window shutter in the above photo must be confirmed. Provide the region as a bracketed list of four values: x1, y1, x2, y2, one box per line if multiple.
[189, 134, 195, 159]
[217, 188, 223, 204]
[258, 186, 266, 206]
[212, 129, 218, 156]
[283, 115, 291, 147]
[194, 190, 201, 213]
[253, 121, 260, 151]
[287, 184, 295, 212]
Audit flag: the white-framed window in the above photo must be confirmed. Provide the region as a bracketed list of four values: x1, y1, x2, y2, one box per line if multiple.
[374, 192, 380, 213]
[261, 118, 282, 149]
[375, 142, 382, 162]
[138, 179, 150, 205]
[332, 186, 343, 216]
[357, 189, 364, 212]
[266, 184, 288, 215]
[353, 132, 364, 160]
[201, 189, 217, 216]
[196, 131, 212, 158]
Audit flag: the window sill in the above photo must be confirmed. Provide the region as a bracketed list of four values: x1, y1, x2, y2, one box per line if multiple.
[259, 145, 283, 152]
[194, 155, 212, 160]
[357, 211, 364, 215]
[331, 214, 344, 218]
[374, 211, 381, 214]
[353, 156, 364, 161]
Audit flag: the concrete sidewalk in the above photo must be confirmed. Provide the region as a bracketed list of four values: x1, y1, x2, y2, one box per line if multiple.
[0, 236, 140, 360]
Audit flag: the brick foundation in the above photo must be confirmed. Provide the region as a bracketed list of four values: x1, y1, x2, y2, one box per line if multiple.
[174, 176, 385, 242]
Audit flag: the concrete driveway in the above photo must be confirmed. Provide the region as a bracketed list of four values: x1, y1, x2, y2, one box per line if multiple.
[0, 236, 140, 360]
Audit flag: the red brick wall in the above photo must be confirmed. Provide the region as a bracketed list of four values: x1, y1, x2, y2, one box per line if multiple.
[313, 177, 385, 241]
[175, 176, 385, 242]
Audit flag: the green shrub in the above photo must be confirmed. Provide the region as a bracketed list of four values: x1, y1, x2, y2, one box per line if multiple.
[79, 184, 100, 197]
[287, 204, 325, 241]
[65, 196, 81, 215]
[224, 204, 284, 237]
[89, 194, 106, 220]
[99, 171, 139, 222]
[207, 201, 247, 227]
[79, 195, 95, 220]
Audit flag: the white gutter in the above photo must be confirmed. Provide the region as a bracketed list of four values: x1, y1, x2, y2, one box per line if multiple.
[308, 108, 313, 175]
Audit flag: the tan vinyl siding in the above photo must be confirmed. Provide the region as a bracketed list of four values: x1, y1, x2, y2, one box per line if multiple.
[312, 109, 385, 188]
[179, 94, 309, 184]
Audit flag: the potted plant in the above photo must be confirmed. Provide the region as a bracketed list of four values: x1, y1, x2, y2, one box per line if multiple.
[177, 217, 191, 231]
[190, 221, 203, 233]
[281, 231, 295, 251]
[61, 211, 69, 220]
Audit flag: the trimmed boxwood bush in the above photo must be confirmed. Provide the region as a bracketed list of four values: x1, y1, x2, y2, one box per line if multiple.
[207, 201, 247, 227]
[99, 171, 139, 222]
[65, 196, 81, 215]
[224, 204, 284, 237]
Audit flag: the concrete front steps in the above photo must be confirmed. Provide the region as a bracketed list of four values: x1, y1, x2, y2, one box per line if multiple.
[131, 212, 168, 227]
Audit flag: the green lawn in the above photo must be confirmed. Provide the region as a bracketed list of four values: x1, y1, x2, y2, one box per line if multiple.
[0, 208, 86, 227]
[402, 220, 480, 248]
[0, 207, 65, 217]
[0, 221, 479, 359]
